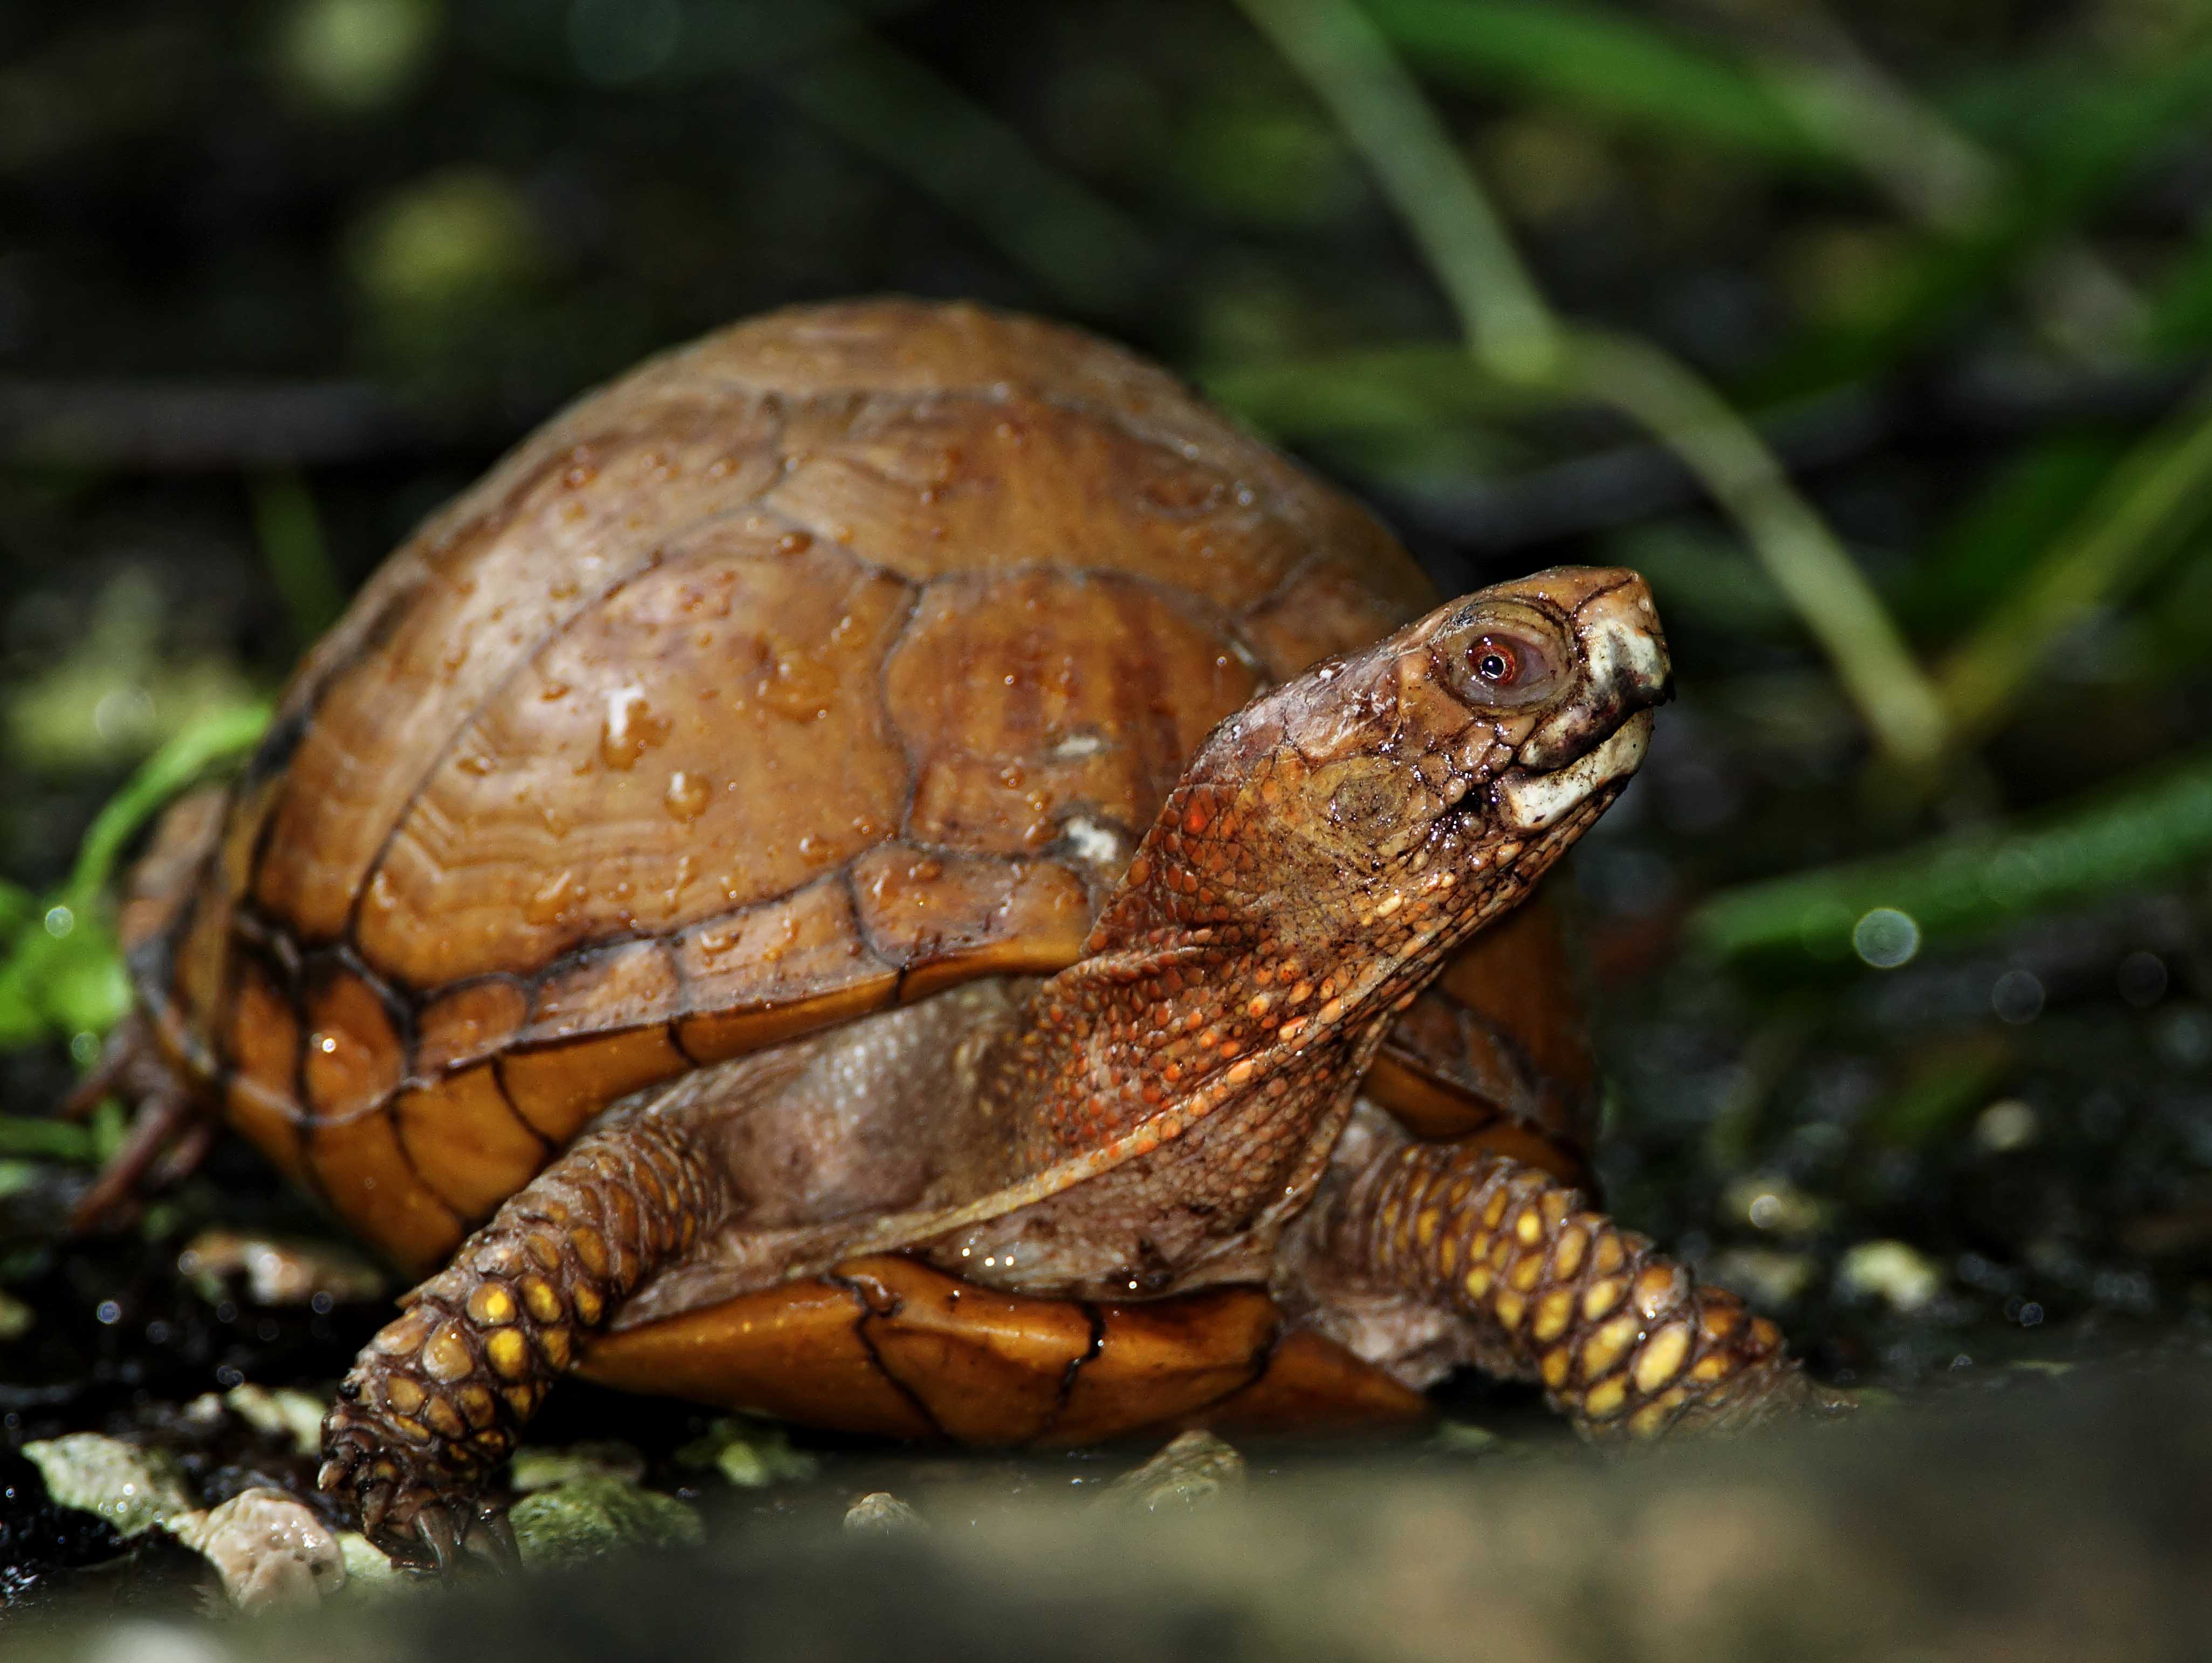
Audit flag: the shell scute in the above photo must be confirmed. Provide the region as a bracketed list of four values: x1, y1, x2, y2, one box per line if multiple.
[884, 569, 1259, 857]
[251, 410, 782, 947]
[849, 845, 1092, 1001]
[394, 1066, 547, 1222]
[672, 876, 899, 1062]
[353, 530, 914, 989]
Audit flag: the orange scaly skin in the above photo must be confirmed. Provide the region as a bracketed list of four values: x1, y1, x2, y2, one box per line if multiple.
[321, 1114, 730, 1562]
[1325, 1142, 1821, 1439]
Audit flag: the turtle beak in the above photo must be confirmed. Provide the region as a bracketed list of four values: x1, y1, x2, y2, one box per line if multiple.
[1509, 568, 1672, 771]
[1488, 568, 1670, 833]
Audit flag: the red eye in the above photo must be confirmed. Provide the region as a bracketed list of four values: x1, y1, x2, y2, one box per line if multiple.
[1471, 638, 1519, 686]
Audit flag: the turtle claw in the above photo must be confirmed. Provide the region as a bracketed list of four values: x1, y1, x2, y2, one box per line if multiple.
[321, 1419, 514, 1575]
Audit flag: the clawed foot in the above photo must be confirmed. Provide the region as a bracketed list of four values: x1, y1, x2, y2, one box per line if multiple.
[63, 1014, 221, 1232]
[320, 1410, 518, 1574]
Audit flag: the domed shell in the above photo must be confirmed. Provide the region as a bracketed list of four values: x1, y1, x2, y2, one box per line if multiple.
[133, 298, 1439, 1272]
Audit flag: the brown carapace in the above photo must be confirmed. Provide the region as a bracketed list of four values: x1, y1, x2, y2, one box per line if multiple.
[92, 299, 1837, 1568]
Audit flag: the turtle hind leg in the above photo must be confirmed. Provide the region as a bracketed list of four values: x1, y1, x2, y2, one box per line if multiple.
[63, 1013, 221, 1232]
[320, 1111, 731, 1570]
[1321, 1140, 1851, 1439]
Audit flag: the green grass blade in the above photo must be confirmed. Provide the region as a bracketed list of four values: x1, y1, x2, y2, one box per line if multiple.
[250, 471, 344, 643]
[1365, 0, 1831, 166]
[1757, 40, 2212, 398]
[1936, 386, 2212, 745]
[1693, 745, 2212, 963]
[1894, 434, 2126, 638]
[1235, 0, 1946, 767]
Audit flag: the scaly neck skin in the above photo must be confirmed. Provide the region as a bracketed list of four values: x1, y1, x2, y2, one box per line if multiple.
[988, 640, 1621, 1198]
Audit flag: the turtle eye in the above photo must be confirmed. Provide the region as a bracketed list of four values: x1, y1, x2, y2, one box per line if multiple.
[1471, 639, 1519, 686]
[1442, 627, 1558, 707]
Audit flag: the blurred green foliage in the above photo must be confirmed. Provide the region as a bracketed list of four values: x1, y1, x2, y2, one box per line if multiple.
[4, 0, 2212, 1062]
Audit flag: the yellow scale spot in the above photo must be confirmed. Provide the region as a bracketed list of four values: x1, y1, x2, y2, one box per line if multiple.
[1626, 1401, 1674, 1439]
[373, 1310, 435, 1355]
[1415, 1208, 1441, 1247]
[1539, 1192, 1570, 1230]
[1532, 1288, 1576, 1343]
[424, 1396, 466, 1439]
[1582, 1375, 1628, 1419]
[1438, 1237, 1460, 1275]
[1630, 1321, 1693, 1395]
[458, 1384, 498, 1428]
[1540, 1346, 1572, 1389]
[537, 1327, 574, 1369]
[1581, 1275, 1627, 1322]
[1492, 1289, 1526, 1330]
[1690, 1353, 1734, 1383]
[382, 1376, 424, 1415]
[1488, 1236, 1514, 1270]
[503, 1386, 537, 1417]
[521, 1277, 564, 1324]
[1633, 1265, 1685, 1320]
[1551, 1226, 1587, 1281]
[1514, 1207, 1544, 1247]
[1446, 1178, 1473, 1209]
[467, 1284, 517, 1327]
[1481, 1190, 1509, 1228]
[572, 1286, 604, 1325]
[1590, 1234, 1625, 1276]
[421, 1322, 474, 1383]
[386, 1414, 430, 1446]
[1463, 1267, 1494, 1300]
[485, 1328, 533, 1380]
[1580, 1311, 1641, 1381]
[571, 1227, 611, 1277]
[1507, 1255, 1543, 1294]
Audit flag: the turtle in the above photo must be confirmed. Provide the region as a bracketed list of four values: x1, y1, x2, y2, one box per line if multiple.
[86, 298, 1832, 1568]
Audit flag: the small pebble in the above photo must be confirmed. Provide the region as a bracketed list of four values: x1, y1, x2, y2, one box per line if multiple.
[509, 1440, 646, 1494]
[1432, 1421, 1501, 1456]
[221, 1384, 328, 1455]
[173, 1488, 346, 1611]
[1837, 1240, 1942, 1311]
[23, 1434, 193, 1538]
[1974, 1099, 2039, 1153]
[1722, 1174, 1829, 1238]
[842, 1492, 924, 1534]
[1710, 1246, 1819, 1310]
[1104, 1430, 1244, 1512]
[176, 1228, 385, 1307]
[510, 1478, 702, 1568]
[674, 1417, 818, 1488]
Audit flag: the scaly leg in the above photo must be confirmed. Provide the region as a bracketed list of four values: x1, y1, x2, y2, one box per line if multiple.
[64, 1014, 217, 1231]
[319, 1113, 730, 1568]
[1325, 1140, 1845, 1438]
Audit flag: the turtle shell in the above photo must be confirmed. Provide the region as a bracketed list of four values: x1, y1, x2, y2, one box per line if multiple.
[128, 298, 1585, 1280]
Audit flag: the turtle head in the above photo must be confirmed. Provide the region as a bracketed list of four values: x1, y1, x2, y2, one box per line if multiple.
[1240, 565, 1670, 924]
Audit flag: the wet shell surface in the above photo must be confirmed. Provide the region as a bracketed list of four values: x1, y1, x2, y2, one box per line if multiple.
[131, 298, 1450, 1274]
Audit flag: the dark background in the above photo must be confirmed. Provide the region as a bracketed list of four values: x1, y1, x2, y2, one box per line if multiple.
[4, 0, 2212, 1614]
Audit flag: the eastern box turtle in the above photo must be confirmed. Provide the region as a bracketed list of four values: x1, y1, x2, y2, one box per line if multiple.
[90, 299, 1831, 1566]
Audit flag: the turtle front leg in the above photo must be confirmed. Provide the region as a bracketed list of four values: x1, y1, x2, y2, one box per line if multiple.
[1321, 1140, 1844, 1439]
[320, 1114, 730, 1568]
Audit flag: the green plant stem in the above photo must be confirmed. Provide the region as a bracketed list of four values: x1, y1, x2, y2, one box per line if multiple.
[1691, 744, 2212, 962]
[1234, 0, 1947, 768]
[250, 471, 344, 643]
[1570, 332, 1947, 766]
[1935, 384, 2212, 746]
[1235, 0, 1558, 380]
